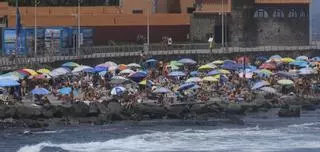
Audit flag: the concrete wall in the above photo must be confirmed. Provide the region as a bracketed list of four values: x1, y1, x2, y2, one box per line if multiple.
[190, 13, 221, 42]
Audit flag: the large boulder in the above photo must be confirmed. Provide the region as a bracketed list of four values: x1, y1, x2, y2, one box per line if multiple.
[278, 105, 300, 117]
[41, 105, 57, 118]
[0, 105, 17, 119]
[105, 101, 122, 121]
[15, 105, 42, 119]
[226, 103, 245, 115]
[133, 103, 167, 119]
[70, 102, 90, 117]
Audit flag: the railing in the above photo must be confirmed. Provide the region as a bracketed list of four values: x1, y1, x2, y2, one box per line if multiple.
[0, 42, 320, 71]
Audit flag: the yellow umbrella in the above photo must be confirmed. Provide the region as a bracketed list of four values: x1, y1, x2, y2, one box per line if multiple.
[212, 60, 224, 65]
[202, 76, 218, 82]
[281, 57, 295, 63]
[213, 74, 220, 79]
[139, 80, 147, 85]
[21, 69, 38, 76]
[260, 69, 273, 75]
[219, 69, 230, 74]
[198, 64, 216, 71]
[37, 68, 50, 74]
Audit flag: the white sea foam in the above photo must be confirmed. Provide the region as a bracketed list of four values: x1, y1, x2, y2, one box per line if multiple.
[17, 124, 320, 152]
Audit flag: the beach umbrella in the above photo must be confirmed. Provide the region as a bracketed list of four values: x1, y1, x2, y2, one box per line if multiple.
[259, 69, 273, 75]
[167, 64, 180, 71]
[255, 56, 268, 62]
[207, 70, 220, 76]
[108, 66, 118, 72]
[299, 68, 315, 75]
[281, 57, 295, 63]
[34, 74, 51, 79]
[289, 60, 308, 67]
[0, 75, 20, 81]
[0, 78, 20, 87]
[37, 68, 50, 74]
[120, 69, 134, 75]
[93, 66, 107, 73]
[19, 69, 38, 76]
[105, 61, 118, 67]
[146, 59, 157, 63]
[49, 67, 70, 77]
[221, 63, 240, 71]
[212, 60, 224, 65]
[186, 77, 202, 83]
[239, 72, 253, 79]
[127, 63, 141, 68]
[277, 71, 298, 78]
[198, 64, 216, 71]
[269, 55, 282, 60]
[111, 86, 126, 95]
[251, 81, 270, 90]
[62, 62, 80, 68]
[260, 87, 277, 94]
[259, 63, 276, 70]
[99, 71, 107, 76]
[58, 87, 72, 95]
[168, 71, 186, 77]
[277, 79, 294, 85]
[110, 76, 128, 84]
[311, 56, 320, 62]
[190, 84, 201, 90]
[139, 80, 154, 86]
[190, 71, 199, 77]
[2, 71, 26, 79]
[170, 60, 183, 66]
[177, 83, 195, 91]
[178, 58, 196, 64]
[72, 65, 93, 73]
[202, 76, 218, 82]
[129, 71, 147, 82]
[223, 59, 236, 65]
[153, 87, 171, 94]
[296, 56, 309, 61]
[32, 88, 50, 95]
[96, 63, 109, 68]
[219, 69, 231, 74]
[118, 64, 127, 71]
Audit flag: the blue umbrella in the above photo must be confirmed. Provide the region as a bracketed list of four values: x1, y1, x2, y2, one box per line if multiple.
[168, 71, 186, 77]
[255, 56, 268, 62]
[99, 71, 107, 76]
[32, 88, 50, 95]
[277, 71, 298, 78]
[221, 63, 241, 70]
[289, 60, 308, 67]
[129, 71, 148, 82]
[296, 56, 308, 61]
[311, 56, 320, 62]
[0, 79, 20, 87]
[153, 87, 171, 93]
[251, 81, 270, 90]
[177, 83, 195, 91]
[223, 60, 236, 65]
[178, 58, 196, 64]
[207, 70, 220, 76]
[146, 59, 157, 63]
[59, 87, 72, 95]
[190, 71, 199, 77]
[94, 66, 108, 72]
[111, 86, 126, 95]
[62, 62, 80, 67]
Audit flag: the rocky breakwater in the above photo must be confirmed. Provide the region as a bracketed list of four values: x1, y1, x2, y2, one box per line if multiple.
[0, 95, 319, 128]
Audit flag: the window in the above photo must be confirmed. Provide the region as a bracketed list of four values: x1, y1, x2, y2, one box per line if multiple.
[273, 9, 284, 18]
[254, 9, 268, 18]
[132, 9, 143, 14]
[300, 9, 308, 18]
[187, 7, 195, 14]
[288, 9, 298, 18]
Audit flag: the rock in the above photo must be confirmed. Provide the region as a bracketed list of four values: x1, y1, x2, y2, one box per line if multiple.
[70, 102, 90, 117]
[105, 101, 122, 121]
[133, 103, 166, 119]
[278, 106, 300, 117]
[301, 104, 317, 111]
[88, 102, 100, 116]
[226, 103, 245, 115]
[20, 119, 49, 128]
[166, 104, 188, 119]
[15, 105, 42, 119]
[42, 105, 56, 118]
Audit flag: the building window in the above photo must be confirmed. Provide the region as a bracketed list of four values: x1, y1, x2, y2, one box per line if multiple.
[300, 9, 308, 18]
[288, 9, 298, 18]
[254, 9, 268, 18]
[132, 9, 143, 14]
[273, 9, 284, 18]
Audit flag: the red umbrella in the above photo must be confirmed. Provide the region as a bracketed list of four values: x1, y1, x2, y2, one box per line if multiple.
[237, 56, 250, 64]
[259, 63, 276, 70]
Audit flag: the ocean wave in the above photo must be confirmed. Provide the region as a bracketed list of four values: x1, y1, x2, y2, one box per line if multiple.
[17, 125, 320, 152]
[288, 122, 320, 129]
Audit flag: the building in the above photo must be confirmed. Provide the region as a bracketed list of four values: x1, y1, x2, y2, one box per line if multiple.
[0, 0, 311, 48]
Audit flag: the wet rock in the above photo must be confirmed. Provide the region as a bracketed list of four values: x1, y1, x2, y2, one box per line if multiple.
[42, 105, 56, 118]
[105, 101, 122, 121]
[166, 104, 188, 119]
[15, 105, 42, 119]
[133, 103, 166, 119]
[70, 102, 90, 117]
[226, 103, 245, 115]
[278, 105, 300, 117]
[20, 119, 49, 128]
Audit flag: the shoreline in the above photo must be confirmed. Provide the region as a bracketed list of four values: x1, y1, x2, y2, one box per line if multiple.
[1, 95, 319, 129]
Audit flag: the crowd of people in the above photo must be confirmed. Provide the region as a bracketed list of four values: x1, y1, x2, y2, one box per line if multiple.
[1, 54, 320, 107]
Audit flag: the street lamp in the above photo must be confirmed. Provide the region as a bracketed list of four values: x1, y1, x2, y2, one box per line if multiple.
[147, 0, 150, 47]
[77, 0, 81, 56]
[221, 0, 224, 48]
[34, 0, 38, 57]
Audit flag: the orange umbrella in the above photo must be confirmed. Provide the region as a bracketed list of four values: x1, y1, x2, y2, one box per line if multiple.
[118, 64, 127, 71]
[19, 69, 38, 76]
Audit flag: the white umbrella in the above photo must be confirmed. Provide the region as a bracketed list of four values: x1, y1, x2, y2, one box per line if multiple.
[105, 61, 117, 67]
[127, 63, 141, 68]
[109, 76, 128, 84]
[260, 87, 277, 94]
[111, 86, 126, 95]
[119, 69, 134, 75]
[72, 65, 93, 73]
[49, 67, 70, 77]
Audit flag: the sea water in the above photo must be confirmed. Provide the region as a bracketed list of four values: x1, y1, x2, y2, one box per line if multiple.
[1, 110, 320, 152]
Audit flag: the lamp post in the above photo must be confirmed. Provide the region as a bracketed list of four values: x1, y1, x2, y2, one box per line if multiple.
[147, 0, 150, 47]
[221, 0, 224, 48]
[77, 0, 81, 57]
[34, 0, 38, 57]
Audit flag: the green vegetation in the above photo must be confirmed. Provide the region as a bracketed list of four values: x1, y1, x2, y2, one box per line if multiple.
[6, 0, 120, 6]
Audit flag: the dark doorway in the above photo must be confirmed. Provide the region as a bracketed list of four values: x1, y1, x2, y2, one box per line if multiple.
[214, 25, 229, 44]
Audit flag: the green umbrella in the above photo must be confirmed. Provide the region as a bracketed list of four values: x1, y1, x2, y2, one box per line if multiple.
[277, 79, 294, 85]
